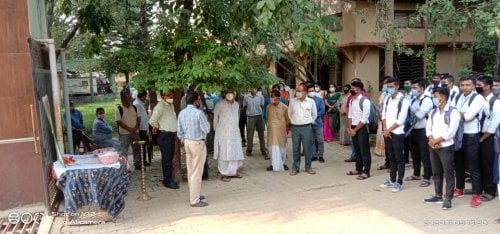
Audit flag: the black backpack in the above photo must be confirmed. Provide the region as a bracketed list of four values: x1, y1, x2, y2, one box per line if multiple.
[118, 105, 137, 117]
[352, 97, 379, 133]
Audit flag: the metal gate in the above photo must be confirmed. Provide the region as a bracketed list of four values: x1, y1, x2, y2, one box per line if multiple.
[28, 38, 62, 213]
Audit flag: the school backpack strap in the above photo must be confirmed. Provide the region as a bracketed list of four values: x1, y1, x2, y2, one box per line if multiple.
[359, 96, 365, 111]
[118, 105, 138, 118]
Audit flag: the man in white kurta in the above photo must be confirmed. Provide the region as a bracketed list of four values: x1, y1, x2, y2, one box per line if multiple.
[214, 88, 245, 181]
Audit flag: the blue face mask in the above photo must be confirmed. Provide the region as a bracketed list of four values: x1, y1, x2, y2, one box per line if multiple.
[387, 87, 396, 95]
[411, 88, 420, 97]
[432, 97, 440, 107]
[382, 84, 388, 93]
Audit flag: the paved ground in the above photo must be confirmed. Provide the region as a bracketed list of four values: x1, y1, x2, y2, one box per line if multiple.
[52, 136, 499, 233]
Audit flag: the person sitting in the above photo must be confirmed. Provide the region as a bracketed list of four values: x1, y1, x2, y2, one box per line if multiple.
[92, 107, 121, 150]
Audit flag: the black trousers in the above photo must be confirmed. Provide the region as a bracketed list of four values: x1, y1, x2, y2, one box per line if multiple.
[404, 136, 410, 164]
[479, 135, 497, 196]
[409, 129, 432, 179]
[352, 126, 371, 175]
[454, 134, 481, 195]
[430, 146, 455, 200]
[239, 112, 247, 143]
[158, 131, 176, 184]
[385, 133, 406, 185]
[206, 112, 215, 153]
[139, 130, 149, 162]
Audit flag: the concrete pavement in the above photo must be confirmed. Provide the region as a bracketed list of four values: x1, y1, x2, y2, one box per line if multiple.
[53, 137, 499, 233]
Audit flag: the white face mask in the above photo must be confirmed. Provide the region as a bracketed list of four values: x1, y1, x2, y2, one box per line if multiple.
[226, 93, 234, 101]
[329, 88, 335, 92]
[296, 92, 303, 98]
[257, 91, 262, 96]
[314, 87, 320, 92]
[166, 98, 174, 104]
[308, 92, 315, 98]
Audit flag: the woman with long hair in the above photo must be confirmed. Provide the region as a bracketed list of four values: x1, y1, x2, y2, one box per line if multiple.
[338, 84, 351, 145]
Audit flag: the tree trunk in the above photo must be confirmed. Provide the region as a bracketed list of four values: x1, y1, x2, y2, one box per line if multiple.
[46, 0, 55, 38]
[423, 0, 429, 78]
[140, 1, 149, 50]
[59, 21, 81, 49]
[172, 0, 194, 183]
[384, 0, 394, 77]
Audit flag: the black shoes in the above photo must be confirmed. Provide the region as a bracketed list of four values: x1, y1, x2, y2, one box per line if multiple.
[163, 181, 180, 189]
[318, 157, 325, 163]
[312, 157, 318, 161]
[283, 164, 289, 170]
[267, 165, 289, 171]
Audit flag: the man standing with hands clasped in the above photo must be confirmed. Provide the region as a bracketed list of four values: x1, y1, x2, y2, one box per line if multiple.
[423, 87, 460, 210]
[379, 77, 410, 192]
[116, 90, 141, 170]
[346, 80, 372, 180]
[178, 93, 211, 207]
[288, 83, 317, 176]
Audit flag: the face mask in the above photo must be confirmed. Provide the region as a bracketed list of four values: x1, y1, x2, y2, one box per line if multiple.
[349, 90, 356, 96]
[475, 87, 484, 94]
[296, 92, 303, 98]
[411, 89, 420, 97]
[257, 91, 262, 96]
[314, 87, 320, 92]
[387, 87, 396, 95]
[279, 87, 284, 91]
[308, 92, 315, 98]
[493, 88, 500, 96]
[329, 88, 335, 92]
[382, 84, 388, 93]
[432, 97, 440, 107]
[166, 98, 174, 104]
[343, 89, 349, 94]
[226, 93, 234, 101]
[403, 85, 411, 91]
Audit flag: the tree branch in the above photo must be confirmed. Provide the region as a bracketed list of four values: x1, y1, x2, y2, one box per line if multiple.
[59, 21, 81, 49]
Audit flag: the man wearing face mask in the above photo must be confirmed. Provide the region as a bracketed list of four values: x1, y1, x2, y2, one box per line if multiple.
[402, 79, 412, 165]
[266, 90, 291, 171]
[424, 87, 461, 210]
[407, 78, 434, 187]
[476, 76, 500, 202]
[307, 83, 326, 162]
[424, 73, 442, 96]
[440, 74, 460, 105]
[243, 88, 267, 158]
[116, 90, 141, 170]
[493, 76, 500, 97]
[149, 91, 179, 189]
[379, 77, 410, 192]
[346, 80, 372, 180]
[177, 92, 211, 207]
[288, 83, 317, 175]
[214, 88, 245, 181]
[453, 75, 485, 207]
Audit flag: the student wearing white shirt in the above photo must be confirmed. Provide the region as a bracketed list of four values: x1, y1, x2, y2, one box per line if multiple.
[440, 74, 460, 105]
[346, 81, 372, 180]
[424, 73, 442, 96]
[453, 76, 485, 207]
[423, 87, 461, 210]
[476, 76, 500, 201]
[379, 77, 410, 192]
[407, 78, 434, 187]
[133, 91, 151, 166]
[288, 83, 317, 175]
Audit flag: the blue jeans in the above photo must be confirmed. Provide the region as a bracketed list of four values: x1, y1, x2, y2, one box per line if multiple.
[312, 127, 324, 158]
[292, 124, 313, 171]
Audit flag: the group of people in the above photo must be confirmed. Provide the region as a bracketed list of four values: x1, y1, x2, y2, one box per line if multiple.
[72, 73, 499, 210]
[356, 73, 500, 210]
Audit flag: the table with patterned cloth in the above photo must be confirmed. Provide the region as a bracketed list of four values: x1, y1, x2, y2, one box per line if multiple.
[52, 154, 131, 220]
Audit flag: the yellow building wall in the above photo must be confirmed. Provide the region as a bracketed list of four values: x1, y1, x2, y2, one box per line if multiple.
[342, 47, 381, 97]
[436, 47, 472, 80]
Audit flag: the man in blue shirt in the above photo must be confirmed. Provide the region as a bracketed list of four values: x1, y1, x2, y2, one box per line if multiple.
[67, 102, 86, 152]
[307, 83, 326, 162]
[178, 93, 211, 207]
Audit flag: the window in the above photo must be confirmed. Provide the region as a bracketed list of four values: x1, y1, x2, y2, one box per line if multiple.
[82, 81, 89, 86]
[394, 11, 423, 28]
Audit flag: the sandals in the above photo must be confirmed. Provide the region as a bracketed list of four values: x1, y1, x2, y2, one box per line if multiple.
[220, 176, 231, 182]
[419, 179, 431, 187]
[346, 170, 361, 176]
[229, 174, 242, 179]
[405, 175, 421, 181]
[356, 173, 370, 180]
[480, 194, 494, 201]
[264, 156, 270, 160]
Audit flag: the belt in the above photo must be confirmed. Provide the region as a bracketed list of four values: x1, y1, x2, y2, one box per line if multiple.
[291, 123, 312, 127]
[159, 130, 175, 134]
[186, 139, 205, 141]
[463, 133, 479, 137]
